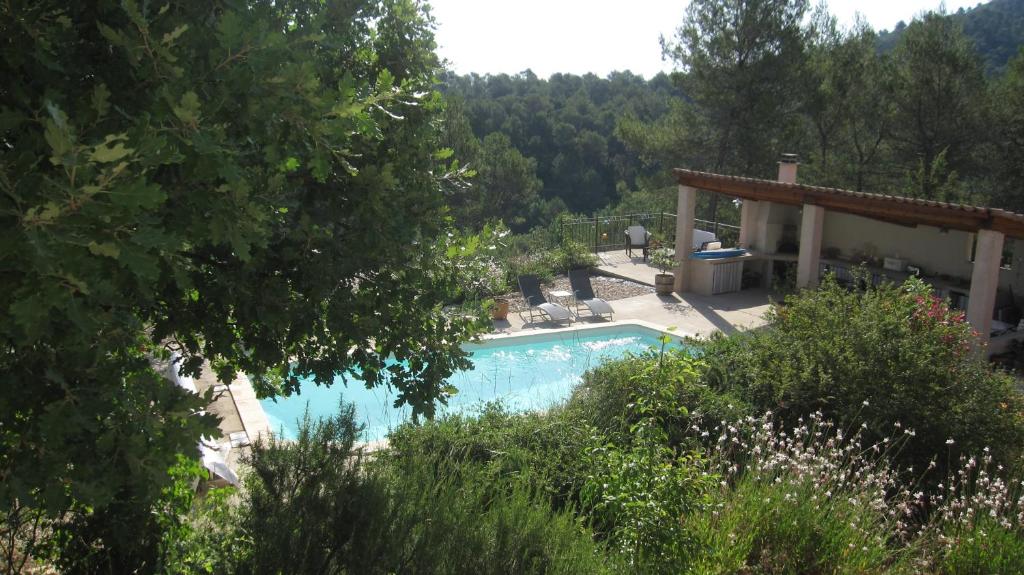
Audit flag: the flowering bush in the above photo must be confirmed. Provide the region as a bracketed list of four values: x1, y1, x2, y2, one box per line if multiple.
[682, 411, 917, 572]
[917, 448, 1024, 573]
[680, 411, 1024, 573]
[699, 275, 1024, 476]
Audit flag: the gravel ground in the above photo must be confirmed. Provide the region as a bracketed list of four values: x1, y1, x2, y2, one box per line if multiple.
[499, 275, 653, 312]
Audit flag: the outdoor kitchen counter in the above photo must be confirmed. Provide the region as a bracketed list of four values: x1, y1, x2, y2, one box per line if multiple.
[687, 251, 754, 296]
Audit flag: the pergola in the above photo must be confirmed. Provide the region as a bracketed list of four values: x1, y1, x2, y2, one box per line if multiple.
[671, 162, 1024, 346]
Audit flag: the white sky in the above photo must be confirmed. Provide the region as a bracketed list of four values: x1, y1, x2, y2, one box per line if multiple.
[428, 0, 984, 79]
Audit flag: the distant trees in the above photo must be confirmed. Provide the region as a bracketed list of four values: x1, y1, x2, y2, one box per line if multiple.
[887, 12, 990, 200]
[440, 0, 1024, 228]
[440, 70, 676, 228]
[990, 48, 1024, 212]
[663, 0, 810, 176]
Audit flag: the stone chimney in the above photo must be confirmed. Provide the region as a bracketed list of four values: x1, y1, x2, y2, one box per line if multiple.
[777, 153, 799, 184]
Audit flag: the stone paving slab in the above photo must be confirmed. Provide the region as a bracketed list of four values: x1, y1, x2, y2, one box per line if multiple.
[595, 249, 662, 285]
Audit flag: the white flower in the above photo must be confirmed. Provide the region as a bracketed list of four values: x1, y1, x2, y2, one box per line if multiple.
[946, 439, 955, 445]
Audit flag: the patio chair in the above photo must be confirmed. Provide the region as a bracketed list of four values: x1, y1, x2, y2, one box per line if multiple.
[568, 268, 614, 320]
[624, 225, 652, 261]
[518, 275, 573, 325]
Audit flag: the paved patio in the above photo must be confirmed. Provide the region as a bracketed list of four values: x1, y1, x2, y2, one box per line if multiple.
[595, 248, 666, 286]
[492, 286, 774, 339]
[486, 248, 775, 338]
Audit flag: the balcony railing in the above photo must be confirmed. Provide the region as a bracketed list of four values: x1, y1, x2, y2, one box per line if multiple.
[559, 212, 741, 253]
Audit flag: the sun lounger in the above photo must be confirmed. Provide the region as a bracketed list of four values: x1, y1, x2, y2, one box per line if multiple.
[568, 268, 614, 320]
[518, 275, 573, 325]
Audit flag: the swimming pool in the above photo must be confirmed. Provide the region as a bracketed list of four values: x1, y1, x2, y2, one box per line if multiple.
[261, 324, 684, 442]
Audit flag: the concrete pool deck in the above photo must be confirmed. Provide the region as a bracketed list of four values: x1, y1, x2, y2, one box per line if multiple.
[492, 288, 774, 338]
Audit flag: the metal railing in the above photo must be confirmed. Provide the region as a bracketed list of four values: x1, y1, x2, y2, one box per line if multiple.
[559, 212, 741, 253]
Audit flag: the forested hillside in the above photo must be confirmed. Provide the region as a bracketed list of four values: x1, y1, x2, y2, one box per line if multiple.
[878, 0, 1024, 72]
[441, 0, 1024, 233]
[439, 71, 676, 230]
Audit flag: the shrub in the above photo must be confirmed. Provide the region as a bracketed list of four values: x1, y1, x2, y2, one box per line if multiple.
[352, 456, 616, 575]
[580, 399, 714, 573]
[225, 401, 613, 574]
[568, 347, 752, 450]
[698, 276, 1024, 475]
[238, 403, 372, 574]
[159, 486, 246, 575]
[385, 402, 599, 509]
[684, 412, 917, 574]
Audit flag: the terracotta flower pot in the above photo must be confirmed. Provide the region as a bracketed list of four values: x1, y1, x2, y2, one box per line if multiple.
[490, 298, 510, 320]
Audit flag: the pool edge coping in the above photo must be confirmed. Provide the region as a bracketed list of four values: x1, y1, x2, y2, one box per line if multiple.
[479, 318, 690, 343]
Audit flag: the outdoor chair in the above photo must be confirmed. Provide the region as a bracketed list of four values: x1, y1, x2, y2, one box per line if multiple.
[624, 225, 652, 261]
[568, 268, 614, 320]
[518, 275, 573, 325]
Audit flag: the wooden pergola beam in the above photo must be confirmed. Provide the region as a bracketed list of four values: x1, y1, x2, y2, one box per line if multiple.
[674, 168, 1024, 239]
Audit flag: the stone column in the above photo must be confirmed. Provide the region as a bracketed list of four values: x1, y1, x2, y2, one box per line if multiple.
[967, 229, 1005, 347]
[738, 199, 760, 249]
[796, 204, 825, 289]
[673, 185, 697, 293]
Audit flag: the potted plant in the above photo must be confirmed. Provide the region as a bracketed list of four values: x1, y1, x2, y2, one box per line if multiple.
[472, 258, 511, 320]
[490, 296, 511, 320]
[651, 248, 677, 296]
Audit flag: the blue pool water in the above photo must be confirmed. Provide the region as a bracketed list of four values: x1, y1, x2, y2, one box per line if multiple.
[261, 326, 682, 442]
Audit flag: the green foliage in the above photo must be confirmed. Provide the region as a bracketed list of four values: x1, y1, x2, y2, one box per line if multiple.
[699, 276, 1024, 474]
[580, 383, 714, 572]
[800, 15, 893, 191]
[568, 348, 752, 449]
[386, 403, 598, 508]
[686, 476, 901, 574]
[1, 0, 484, 567]
[438, 2, 1024, 226]
[991, 47, 1024, 212]
[684, 412, 916, 574]
[356, 456, 613, 575]
[224, 403, 614, 574]
[931, 515, 1024, 574]
[888, 12, 989, 200]
[441, 70, 678, 224]
[237, 404, 368, 574]
[664, 0, 810, 176]
[878, 0, 1024, 74]
[172, 488, 245, 575]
